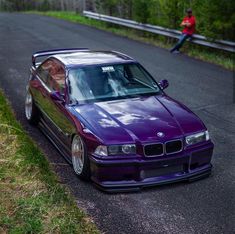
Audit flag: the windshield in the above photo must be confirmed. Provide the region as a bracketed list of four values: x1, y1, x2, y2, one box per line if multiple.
[68, 63, 161, 102]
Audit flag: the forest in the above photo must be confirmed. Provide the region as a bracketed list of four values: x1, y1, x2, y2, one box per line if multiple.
[0, 0, 234, 41]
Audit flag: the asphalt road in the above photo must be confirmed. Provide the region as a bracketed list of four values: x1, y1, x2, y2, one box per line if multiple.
[0, 13, 234, 234]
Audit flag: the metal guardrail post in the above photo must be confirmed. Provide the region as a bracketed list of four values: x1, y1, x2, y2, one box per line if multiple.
[83, 11, 235, 53]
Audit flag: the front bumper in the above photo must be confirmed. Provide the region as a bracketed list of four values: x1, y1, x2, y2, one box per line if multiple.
[89, 142, 214, 192]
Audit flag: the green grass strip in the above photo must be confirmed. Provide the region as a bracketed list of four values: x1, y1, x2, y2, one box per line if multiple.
[0, 90, 99, 233]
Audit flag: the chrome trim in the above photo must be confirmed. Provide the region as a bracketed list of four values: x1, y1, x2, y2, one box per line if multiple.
[165, 139, 183, 155]
[143, 142, 164, 157]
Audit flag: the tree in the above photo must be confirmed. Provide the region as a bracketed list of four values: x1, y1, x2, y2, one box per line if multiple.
[133, 0, 150, 24]
[192, 0, 235, 40]
[0, 0, 234, 41]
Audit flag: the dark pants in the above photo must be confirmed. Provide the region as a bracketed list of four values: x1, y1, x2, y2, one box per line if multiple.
[171, 33, 192, 52]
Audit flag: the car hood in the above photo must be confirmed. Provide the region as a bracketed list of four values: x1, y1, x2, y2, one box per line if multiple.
[73, 95, 206, 144]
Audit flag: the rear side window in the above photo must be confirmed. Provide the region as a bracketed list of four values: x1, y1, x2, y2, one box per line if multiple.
[49, 63, 66, 94]
[37, 59, 52, 84]
[37, 59, 66, 94]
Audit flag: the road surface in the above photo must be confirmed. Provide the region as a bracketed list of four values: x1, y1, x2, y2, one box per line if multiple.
[0, 13, 234, 234]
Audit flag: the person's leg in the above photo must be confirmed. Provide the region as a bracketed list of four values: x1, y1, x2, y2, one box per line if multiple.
[170, 34, 189, 53]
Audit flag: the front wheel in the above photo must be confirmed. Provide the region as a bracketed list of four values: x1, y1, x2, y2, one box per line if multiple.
[25, 90, 40, 125]
[71, 135, 90, 180]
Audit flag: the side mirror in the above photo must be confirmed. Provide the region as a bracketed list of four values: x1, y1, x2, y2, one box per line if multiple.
[50, 91, 65, 103]
[159, 79, 169, 90]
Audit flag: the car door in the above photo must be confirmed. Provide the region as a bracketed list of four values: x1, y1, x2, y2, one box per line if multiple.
[31, 59, 75, 153]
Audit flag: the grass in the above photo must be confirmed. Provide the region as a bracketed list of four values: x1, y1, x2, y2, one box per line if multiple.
[26, 11, 234, 70]
[0, 90, 99, 233]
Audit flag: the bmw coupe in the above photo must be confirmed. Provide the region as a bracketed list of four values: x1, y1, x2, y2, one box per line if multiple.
[25, 48, 214, 192]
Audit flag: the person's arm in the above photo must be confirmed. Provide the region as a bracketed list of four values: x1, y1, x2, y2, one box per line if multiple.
[180, 17, 194, 27]
[180, 18, 187, 27]
[181, 21, 191, 27]
[185, 18, 195, 28]
[185, 22, 192, 27]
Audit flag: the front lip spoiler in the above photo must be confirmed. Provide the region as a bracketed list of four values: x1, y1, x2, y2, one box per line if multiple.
[93, 165, 212, 193]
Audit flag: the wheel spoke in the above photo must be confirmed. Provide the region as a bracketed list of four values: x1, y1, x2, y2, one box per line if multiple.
[25, 92, 33, 120]
[72, 135, 84, 175]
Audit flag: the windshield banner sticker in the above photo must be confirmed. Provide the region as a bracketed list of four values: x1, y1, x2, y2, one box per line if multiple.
[102, 66, 115, 72]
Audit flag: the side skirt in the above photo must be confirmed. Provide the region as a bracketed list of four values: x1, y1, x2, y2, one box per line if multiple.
[39, 118, 72, 164]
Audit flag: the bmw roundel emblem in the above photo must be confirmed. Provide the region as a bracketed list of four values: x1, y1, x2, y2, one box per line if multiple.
[157, 132, 165, 138]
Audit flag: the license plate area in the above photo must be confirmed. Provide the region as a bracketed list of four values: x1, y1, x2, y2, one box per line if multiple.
[143, 164, 184, 178]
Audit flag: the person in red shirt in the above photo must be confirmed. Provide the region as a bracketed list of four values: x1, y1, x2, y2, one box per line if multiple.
[170, 8, 196, 53]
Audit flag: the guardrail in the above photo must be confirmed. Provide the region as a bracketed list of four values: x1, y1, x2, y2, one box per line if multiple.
[83, 11, 235, 53]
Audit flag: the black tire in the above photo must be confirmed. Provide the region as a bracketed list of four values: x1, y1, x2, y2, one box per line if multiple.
[25, 90, 40, 125]
[71, 135, 90, 180]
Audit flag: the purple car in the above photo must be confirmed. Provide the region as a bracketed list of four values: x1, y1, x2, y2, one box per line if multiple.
[25, 48, 213, 192]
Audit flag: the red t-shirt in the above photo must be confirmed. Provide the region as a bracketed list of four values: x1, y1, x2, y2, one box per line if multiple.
[182, 16, 196, 35]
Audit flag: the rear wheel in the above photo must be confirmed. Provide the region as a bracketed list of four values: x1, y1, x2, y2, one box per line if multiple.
[25, 90, 40, 125]
[71, 135, 90, 180]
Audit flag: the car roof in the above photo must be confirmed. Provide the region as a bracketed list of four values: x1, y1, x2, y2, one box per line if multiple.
[51, 50, 135, 67]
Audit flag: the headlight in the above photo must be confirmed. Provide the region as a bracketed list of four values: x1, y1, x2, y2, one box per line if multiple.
[185, 131, 210, 146]
[108, 144, 136, 155]
[94, 144, 136, 156]
[94, 145, 108, 156]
